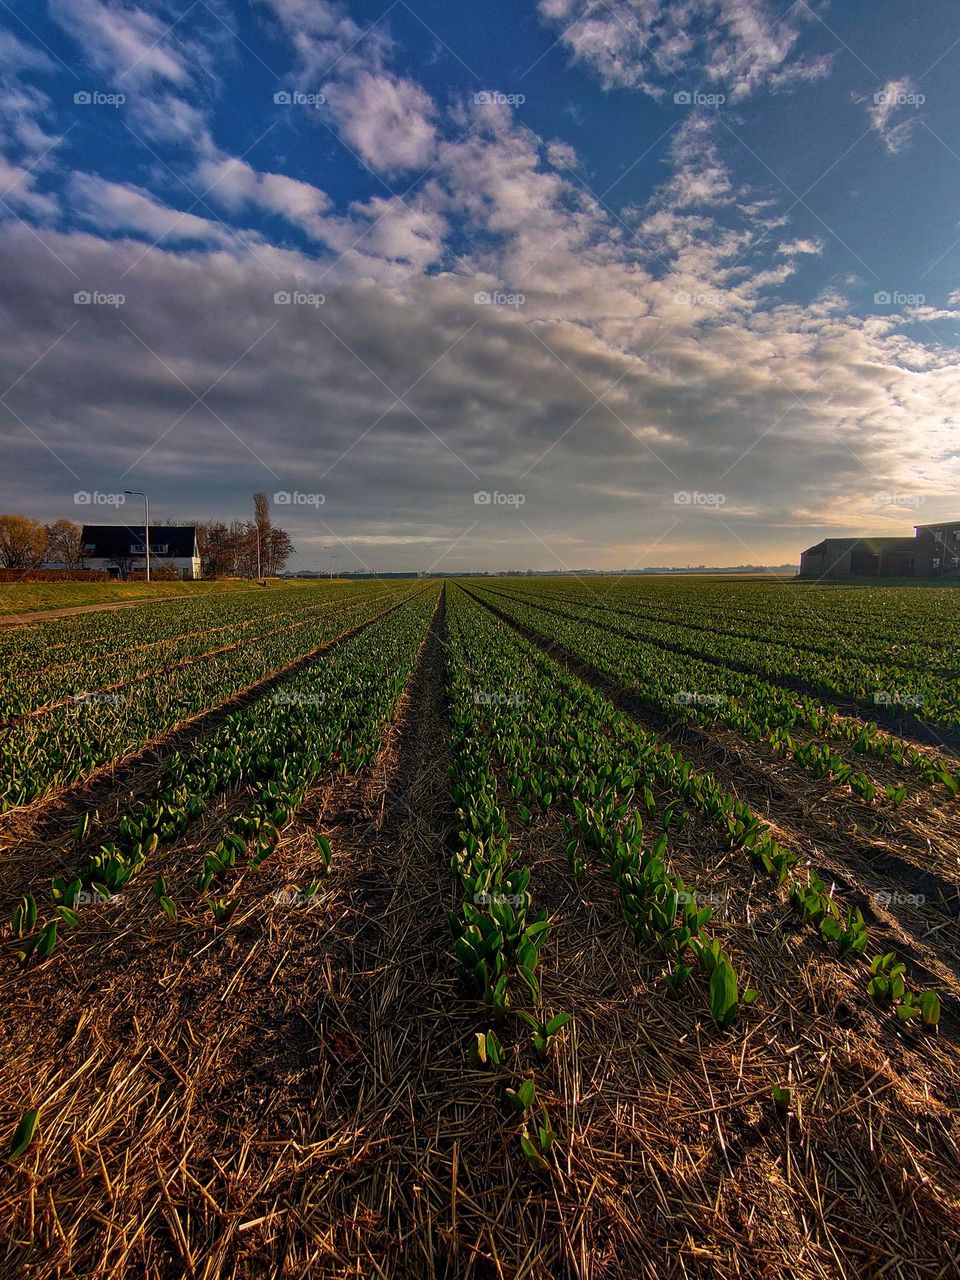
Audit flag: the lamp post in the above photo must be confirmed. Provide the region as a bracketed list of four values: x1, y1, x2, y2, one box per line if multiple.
[124, 490, 150, 582]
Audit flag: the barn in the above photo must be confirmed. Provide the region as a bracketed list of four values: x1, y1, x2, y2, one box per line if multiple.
[799, 520, 960, 580]
[81, 525, 201, 580]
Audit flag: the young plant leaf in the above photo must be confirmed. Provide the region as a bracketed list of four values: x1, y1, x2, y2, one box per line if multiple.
[8, 1109, 39, 1159]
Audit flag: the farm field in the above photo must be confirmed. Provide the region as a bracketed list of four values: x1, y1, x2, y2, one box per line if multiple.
[0, 579, 286, 619]
[1, 576, 958, 1280]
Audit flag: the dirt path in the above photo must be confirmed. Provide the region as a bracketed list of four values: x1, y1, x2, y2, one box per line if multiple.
[0, 594, 203, 628]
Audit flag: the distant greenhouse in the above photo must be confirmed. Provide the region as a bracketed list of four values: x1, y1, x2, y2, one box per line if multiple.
[799, 521, 960, 579]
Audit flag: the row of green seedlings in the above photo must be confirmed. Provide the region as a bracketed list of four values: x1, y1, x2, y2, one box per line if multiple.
[458, 588, 943, 1031]
[566, 796, 753, 1025]
[1, 585, 418, 812]
[517, 583, 957, 799]
[691, 786, 941, 1028]
[470, 584, 959, 801]
[142, 592, 434, 918]
[453, 587, 758, 1026]
[10, 745, 340, 959]
[489, 576, 946, 678]
[446, 610, 568, 1173]
[10, 597, 432, 960]
[477, 579, 959, 753]
[0, 581, 398, 731]
[451, 593, 757, 1028]
[515, 580, 947, 680]
[0, 580, 399, 725]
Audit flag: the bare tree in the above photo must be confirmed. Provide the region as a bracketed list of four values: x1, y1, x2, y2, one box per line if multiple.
[265, 527, 295, 575]
[44, 518, 85, 567]
[109, 554, 134, 580]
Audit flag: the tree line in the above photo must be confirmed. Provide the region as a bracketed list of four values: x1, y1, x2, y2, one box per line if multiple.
[0, 494, 295, 578]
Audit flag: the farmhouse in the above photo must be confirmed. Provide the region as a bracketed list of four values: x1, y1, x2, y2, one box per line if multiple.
[799, 520, 960, 580]
[81, 524, 202, 579]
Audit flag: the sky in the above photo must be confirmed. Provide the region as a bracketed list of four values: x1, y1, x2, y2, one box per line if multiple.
[1, 0, 959, 573]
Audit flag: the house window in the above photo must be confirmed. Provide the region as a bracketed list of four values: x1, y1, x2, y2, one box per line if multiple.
[130, 543, 168, 554]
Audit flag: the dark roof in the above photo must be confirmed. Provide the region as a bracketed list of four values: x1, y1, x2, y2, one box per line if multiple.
[802, 537, 917, 556]
[81, 525, 197, 558]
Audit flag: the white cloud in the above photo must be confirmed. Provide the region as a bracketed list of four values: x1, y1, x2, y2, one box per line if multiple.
[0, 157, 59, 219]
[51, 0, 197, 87]
[658, 114, 735, 208]
[866, 78, 923, 154]
[777, 238, 822, 256]
[260, 0, 392, 82]
[325, 72, 437, 174]
[546, 140, 578, 169]
[3, 202, 960, 568]
[69, 172, 240, 245]
[195, 156, 333, 238]
[0, 77, 61, 219]
[0, 83, 61, 159]
[538, 0, 833, 100]
[0, 32, 55, 74]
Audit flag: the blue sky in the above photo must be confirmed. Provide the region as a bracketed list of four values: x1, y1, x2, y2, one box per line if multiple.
[1, 0, 959, 571]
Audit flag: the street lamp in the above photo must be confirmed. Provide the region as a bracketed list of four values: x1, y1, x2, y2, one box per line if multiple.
[124, 490, 150, 582]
